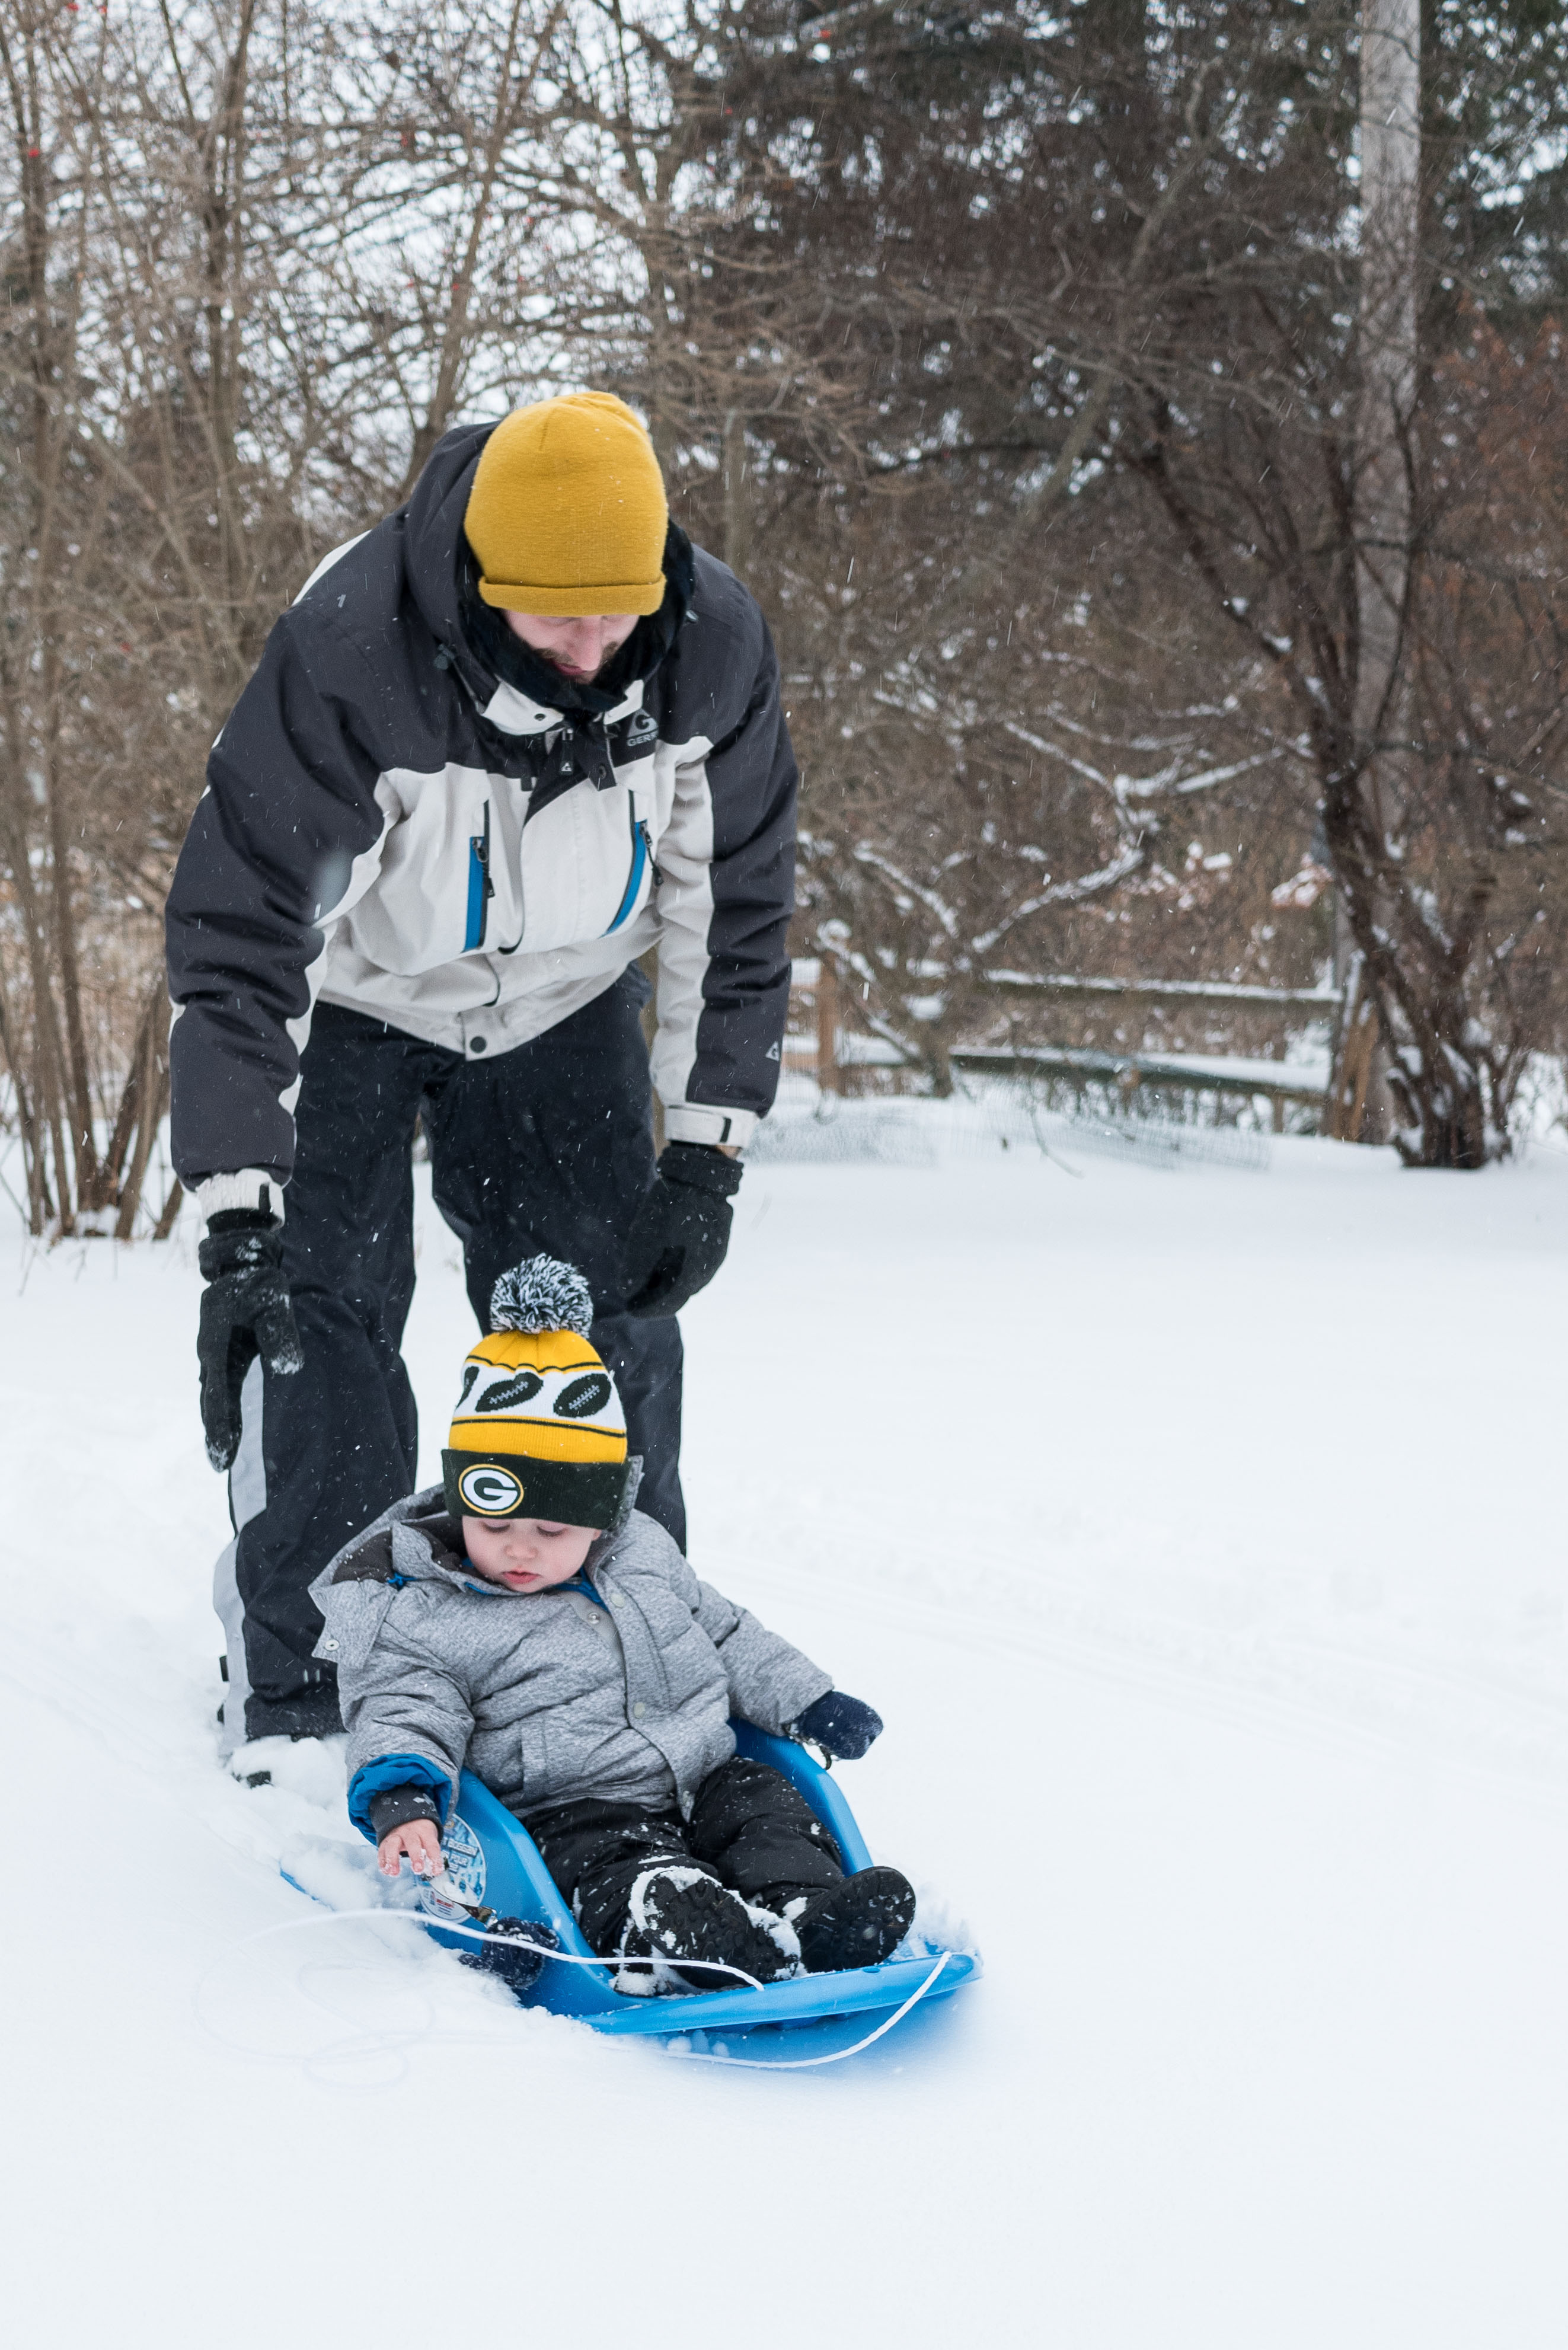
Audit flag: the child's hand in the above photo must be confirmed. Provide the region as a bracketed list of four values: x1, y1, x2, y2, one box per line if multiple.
[791, 1690, 884, 1760]
[379, 1819, 443, 1878]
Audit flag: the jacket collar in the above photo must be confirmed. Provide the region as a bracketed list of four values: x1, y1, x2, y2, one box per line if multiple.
[325, 1458, 647, 1598]
[398, 420, 696, 722]
[458, 526, 695, 719]
[392, 1464, 643, 1597]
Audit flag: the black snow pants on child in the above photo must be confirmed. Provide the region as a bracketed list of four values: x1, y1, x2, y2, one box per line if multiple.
[527, 1756, 845, 1955]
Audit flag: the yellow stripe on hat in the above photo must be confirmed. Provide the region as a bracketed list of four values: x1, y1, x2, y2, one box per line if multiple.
[451, 1261, 628, 1474]
[448, 1417, 626, 1464]
[466, 1330, 602, 1373]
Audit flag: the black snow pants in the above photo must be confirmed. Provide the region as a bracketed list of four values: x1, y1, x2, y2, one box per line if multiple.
[223, 970, 683, 1741]
[528, 1758, 846, 1956]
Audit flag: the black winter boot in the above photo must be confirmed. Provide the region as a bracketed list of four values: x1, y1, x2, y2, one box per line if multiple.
[785, 1866, 916, 1974]
[623, 1866, 796, 1993]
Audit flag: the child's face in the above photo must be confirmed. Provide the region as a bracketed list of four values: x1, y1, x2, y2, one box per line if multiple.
[462, 1515, 600, 1594]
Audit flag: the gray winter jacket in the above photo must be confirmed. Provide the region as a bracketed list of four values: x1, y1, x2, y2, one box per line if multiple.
[310, 1484, 833, 1828]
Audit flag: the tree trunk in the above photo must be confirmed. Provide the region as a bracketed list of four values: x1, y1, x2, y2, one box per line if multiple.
[816, 959, 839, 1096]
[400, 0, 530, 496]
[0, 957, 46, 1232]
[45, 701, 103, 1209]
[722, 410, 751, 576]
[114, 1004, 164, 1241]
[1331, 0, 1419, 1145]
[152, 1179, 184, 1243]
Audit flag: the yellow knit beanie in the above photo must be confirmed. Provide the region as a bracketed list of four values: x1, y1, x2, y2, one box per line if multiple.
[463, 392, 669, 618]
[442, 1256, 631, 1529]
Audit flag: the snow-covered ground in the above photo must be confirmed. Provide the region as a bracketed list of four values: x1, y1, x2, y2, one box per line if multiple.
[5, 1125, 1568, 2347]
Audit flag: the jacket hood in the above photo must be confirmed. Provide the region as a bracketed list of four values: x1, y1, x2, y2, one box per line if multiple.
[400, 423, 488, 656]
[401, 422, 695, 718]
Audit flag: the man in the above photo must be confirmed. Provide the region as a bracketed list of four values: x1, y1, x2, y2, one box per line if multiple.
[165, 392, 795, 1752]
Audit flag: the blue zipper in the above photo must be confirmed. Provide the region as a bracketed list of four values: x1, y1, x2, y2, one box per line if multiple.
[603, 803, 650, 935]
[464, 804, 492, 950]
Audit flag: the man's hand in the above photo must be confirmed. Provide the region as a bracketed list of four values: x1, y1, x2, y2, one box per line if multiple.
[379, 1818, 444, 1878]
[196, 1210, 304, 1471]
[622, 1142, 744, 1320]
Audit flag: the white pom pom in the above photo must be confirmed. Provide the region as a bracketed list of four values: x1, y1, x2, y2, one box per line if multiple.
[488, 1255, 595, 1336]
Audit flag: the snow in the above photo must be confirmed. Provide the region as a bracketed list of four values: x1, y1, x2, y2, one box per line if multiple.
[6, 1129, 1568, 2346]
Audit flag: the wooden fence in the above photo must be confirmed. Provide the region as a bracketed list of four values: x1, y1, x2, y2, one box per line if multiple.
[785, 962, 1342, 1123]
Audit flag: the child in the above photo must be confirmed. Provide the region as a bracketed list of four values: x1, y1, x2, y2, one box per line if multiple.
[311, 1257, 916, 1993]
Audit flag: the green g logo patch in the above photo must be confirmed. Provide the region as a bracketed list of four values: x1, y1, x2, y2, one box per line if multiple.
[458, 1462, 525, 1515]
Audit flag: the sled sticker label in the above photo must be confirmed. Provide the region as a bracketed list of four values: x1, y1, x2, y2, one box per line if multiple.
[418, 1814, 486, 1922]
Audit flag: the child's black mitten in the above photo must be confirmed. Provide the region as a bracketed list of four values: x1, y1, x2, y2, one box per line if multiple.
[459, 1917, 561, 1995]
[790, 1691, 884, 1760]
[368, 1783, 444, 1841]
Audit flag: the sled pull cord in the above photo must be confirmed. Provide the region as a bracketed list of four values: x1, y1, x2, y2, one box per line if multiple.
[197, 1905, 775, 1996]
[196, 1909, 951, 2072]
[664, 1952, 953, 2073]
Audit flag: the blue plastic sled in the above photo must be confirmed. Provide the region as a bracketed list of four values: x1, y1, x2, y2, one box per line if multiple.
[414, 1722, 979, 2063]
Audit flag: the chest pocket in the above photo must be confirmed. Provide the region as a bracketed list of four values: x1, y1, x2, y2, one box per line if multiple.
[345, 768, 499, 978]
[346, 752, 659, 975]
[489, 768, 656, 959]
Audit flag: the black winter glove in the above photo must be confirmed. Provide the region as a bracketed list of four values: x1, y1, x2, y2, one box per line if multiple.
[621, 1142, 743, 1320]
[197, 1210, 304, 1472]
[790, 1690, 884, 1761]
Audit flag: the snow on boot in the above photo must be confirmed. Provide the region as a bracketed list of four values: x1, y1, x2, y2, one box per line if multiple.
[622, 1865, 797, 1994]
[785, 1866, 916, 1974]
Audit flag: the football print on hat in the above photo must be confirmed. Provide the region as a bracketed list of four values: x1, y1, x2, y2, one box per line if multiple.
[441, 1256, 633, 1529]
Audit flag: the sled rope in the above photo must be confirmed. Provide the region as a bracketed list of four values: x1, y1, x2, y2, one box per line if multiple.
[411, 1903, 772, 1986]
[663, 1950, 953, 2071]
[203, 1904, 774, 1990]
[195, 1903, 951, 2072]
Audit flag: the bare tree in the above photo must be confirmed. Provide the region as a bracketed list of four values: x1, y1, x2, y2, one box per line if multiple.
[735, 0, 1568, 1160]
[2, 0, 1564, 1224]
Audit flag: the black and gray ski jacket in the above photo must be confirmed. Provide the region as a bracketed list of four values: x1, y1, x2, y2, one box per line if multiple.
[165, 423, 797, 1211]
